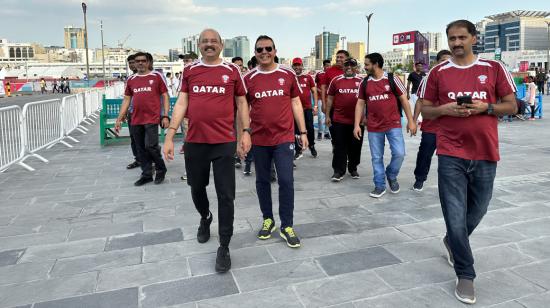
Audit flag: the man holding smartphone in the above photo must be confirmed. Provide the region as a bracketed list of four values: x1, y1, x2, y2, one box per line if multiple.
[420, 20, 517, 304]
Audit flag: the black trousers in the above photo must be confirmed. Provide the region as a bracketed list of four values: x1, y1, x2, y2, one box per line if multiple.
[295, 109, 316, 153]
[331, 122, 364, 175]
[127, 115, 138, 161]
[185, 142, 236, 246]
[130, 124, 166, 178]
[413, 132, 436, 182]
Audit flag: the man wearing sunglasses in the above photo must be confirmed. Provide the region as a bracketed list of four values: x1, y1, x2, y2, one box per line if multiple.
[326, 58, 364, 181]
[243, 35, 308, 249]
[291, 57, 318, 159]
[163, 28, 252, 273]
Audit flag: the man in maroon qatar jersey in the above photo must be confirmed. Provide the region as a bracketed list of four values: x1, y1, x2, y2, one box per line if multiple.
[115, 52, 170, 186]
[420, 20, 517, 305]
[243, 35, 308, 249]
[291, 57, 318, 159]
[163, 28, 252, 273]
[326, 58, 364, 182]
[315, 60, 331, 140]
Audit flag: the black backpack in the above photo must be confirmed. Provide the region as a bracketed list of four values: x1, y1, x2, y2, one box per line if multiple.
[360, 72, 403, 117]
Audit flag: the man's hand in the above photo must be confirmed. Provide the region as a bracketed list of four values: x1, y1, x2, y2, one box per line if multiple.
[161, 118, 170, 129]
[163, 139, 175, 161]
[464, 100, 489, 116]
[407, 93, 411, 100]
[300, 134, 309, 149]
[240, 133, 251, 158]
[407, 121, 418, 137]
[313, 105, 318, 116]
[114, 117, 123, 133]
[325, 117, 331, 127]
[353, 125, 362, 140]
[441, 102, 472, 117]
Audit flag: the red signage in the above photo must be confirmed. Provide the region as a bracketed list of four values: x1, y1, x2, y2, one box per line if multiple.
[393, 31, 416, 45]
[519, 61, 529, 72]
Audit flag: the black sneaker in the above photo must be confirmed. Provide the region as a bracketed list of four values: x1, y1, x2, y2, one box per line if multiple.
[388, 178, 400, 194]
[350, 171, 360, 179]
[413, 180, 424, 192]
[317, 133, 322, 140]
[455, 278, 476, 304]
[235, 157, 242, 169]
[443, 235, 454, 267]
[134, 177, 153, 186]
[324, 133, 331, 140]
[280, 226, 301, 248]
[126, 160, 140, 169]
[154, 171, 166, 184]
[258, 218, 276, 240]
[197, 212, 213, 243]
[294, 151, 303, 160]
[331, 173, 344, 182]
[310, 146, 318, 158]
[243, 162, 252, 175]
[215, 246, 231, 273]
[293, 162, 297, 169]
[369, 187, 386, 198]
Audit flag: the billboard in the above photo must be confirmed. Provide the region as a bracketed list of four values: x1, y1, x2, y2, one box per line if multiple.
[414, 32, 430, 71]
[392, 31, 416, 45]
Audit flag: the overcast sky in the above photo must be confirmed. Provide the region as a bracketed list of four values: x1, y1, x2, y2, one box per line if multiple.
[1, 0, 548, 58]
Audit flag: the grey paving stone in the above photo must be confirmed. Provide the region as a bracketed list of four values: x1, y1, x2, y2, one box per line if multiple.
[469, 226, 528, 248]
[502, 203, 550, 220]
[439, 270, 545, 307]
[316, 246, 401, 276]
[0, 261, 54, 285]
[197, 286, 302, 308]
[143, 239, 220, 263]
[0, 231, 68, 250]
[0, 215, 14, 226]
[508, 218, 550, 238]
[474, 245, 534, 274]
[404, 205, 444, 221]
[294, 270, 393, 307]
[511, 259, 550, 290]
[266, 235, 348, 262]
[68, 220, 143, 241]
[375, 257, 455, 291]
[395, 219, 447, 239]
[188, 246, 273, 276]
[293, 219, 356, 239]
[33, 287, 138, 308]
[514, 236, 550, 260]
[19, 238, 106, 262]
[332, 227, 412, 250]
[97, 259, 190, 292]
[80, 201, 145, 216]
[112, 208, 176, 223]
[347, 212, 418, 231]
[232, 259, 326, 292]
[51, 247, 142, 277]
[105, 228, 183, 251]
[140, 274, 238, 308]
[0, 249, 25, 267]
[383, 236, 443, 262]
[517, 291, 550, 308]
[353, 285, 466, 308]
[0, 272, 97, 307]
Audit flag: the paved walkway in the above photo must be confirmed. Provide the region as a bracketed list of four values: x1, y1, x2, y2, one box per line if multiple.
[1, 98, 549, 307]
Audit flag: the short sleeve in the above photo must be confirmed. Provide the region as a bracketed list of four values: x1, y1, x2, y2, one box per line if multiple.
[308, 75, 316, 88]
[327, 79, 337, 96]
[407, 73, 413, 81]
[180, 70, 189, 93]
[290, 75, 301, 98]
[318, 73, 327, 86]
[158, 75, 168, 94]
[415, 77, 426, 96]
[393, 75, 406, 97]
[418, 69, 438, 104]
[357, 79, 367, 100]
[495, 62, 516, 98]
[234, 69, 247, 97]
[124, 82, 133, 96]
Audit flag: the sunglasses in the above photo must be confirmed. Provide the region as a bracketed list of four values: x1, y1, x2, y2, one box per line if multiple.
[134, 59, 148, 63]
[255, 46, 273, 53]
[344, 59, 358, 67]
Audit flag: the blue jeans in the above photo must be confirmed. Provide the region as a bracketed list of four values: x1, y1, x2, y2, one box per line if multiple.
[413, 132, 436, 182]
[367, 128, 405, 189]
[253, 143, 295, 229]
[438, 155, 497, 280]
[317, 100, 328, 135]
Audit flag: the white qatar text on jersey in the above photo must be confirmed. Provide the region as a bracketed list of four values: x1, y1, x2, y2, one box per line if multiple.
[192, 85, 226, 94]
[254, 89, 284, 98]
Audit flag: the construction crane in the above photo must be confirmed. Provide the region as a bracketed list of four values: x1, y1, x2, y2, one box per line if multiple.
[118, 34, 131, 48]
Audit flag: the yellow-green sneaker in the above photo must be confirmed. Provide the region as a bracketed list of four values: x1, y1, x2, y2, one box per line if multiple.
[258, 218, 276, 240]
[280, 226, 301, 248]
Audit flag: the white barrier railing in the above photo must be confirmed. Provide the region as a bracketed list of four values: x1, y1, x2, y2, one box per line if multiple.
[0, 82, 124, 172]
[0, 106, 25, 172]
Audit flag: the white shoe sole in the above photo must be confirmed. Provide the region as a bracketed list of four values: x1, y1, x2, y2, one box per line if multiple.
[412, 186, 423, 192]
[279, 232, 301, 248]
[258, 225, 276, 240]
[455, 279, 476, 304]
[442, 237, 454, 268]
[369, 190, 386, 198]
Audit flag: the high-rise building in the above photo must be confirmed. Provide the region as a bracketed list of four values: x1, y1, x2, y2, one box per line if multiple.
[422, 32, 443, 52]
[222, 36, 250, 62]
[168, 48, 182, 62]
[223, 38, 236, 58]
[315, 31, 340, 69]
[181, 34, 200, 55]
[0, 39, 35, 63]
[64, 26, 85, 49]
[347, 42, 365, 61]
[483, 10, 550, 53]
[473, 19, 490, 54]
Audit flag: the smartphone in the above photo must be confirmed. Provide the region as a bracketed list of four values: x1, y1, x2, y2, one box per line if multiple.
[456, 95, 472, 105]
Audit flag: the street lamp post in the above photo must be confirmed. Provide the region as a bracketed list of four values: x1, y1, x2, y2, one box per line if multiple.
[82, 2, 90, 87]
[366, 13, 374, 55]
[100, 20, 106, 87]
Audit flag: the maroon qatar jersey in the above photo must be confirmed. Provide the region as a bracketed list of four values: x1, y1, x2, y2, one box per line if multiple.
[180, 60, 246, 144]
[243, 65, 302, 146]
[296, 74, 315, 110]
[419, 58, 516, 161]
[124, 71, 168, 125]
[315, 71, 325, 99]
[358, 73, 406, 132]
[320, 65, 344, 88]
[416, 77, 437, 134]
[327, 75, 362, 125]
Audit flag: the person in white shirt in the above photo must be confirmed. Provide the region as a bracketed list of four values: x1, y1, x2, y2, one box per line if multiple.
[525, 76, 538, 120]
[165, 72, 175, 97]
[173, 72, 180, 96]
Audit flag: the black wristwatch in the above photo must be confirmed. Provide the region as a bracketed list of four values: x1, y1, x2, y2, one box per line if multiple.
[161, 116, 170, 121]
[300, 131, 307, 135]
[486, 103, 494, 115]
[242, 128, 252, 134]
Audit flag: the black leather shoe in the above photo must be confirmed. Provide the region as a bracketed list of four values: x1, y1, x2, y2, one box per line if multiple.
[126, 161, 140, 169]
[215, 246, 231, 273]
[134, 177, 153, 186]
[154, 171, 166, 184]
[197, 213, 213, 243]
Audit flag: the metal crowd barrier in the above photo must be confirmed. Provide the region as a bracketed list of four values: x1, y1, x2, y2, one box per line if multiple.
[0, 82, 124, 172]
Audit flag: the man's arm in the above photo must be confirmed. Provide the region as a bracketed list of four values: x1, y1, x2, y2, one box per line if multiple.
[406, 80, 411, 99]
[235, 95, 251, 158]
[161, 92, 170, 128]
[354, 98, 366, 128]
[413, 98, 423, 122]
[115, 95, 132, 131]
[397, 94, 417, 136]
[311, 86, 318, 110]
[465, 93, 517, 116]
[321, 84, 327, 114]
[291, 96, 309, 149]
[165, 93, 188, 140]
[325, 95, 334, 126]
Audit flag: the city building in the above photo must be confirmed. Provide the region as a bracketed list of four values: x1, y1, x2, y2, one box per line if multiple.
[223, 36, 250, 62]
[422, 32, 443, 52]
[0, 39, 35, 63]
[473, 19, 490, 54]
[168, 48, 182, 62]
[315, 31, 340, 69]
[64, 26, 85, 49]
[381, 48, 414, 70]
[347, 42, 365, 61]
[181, 34, 200, 55]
